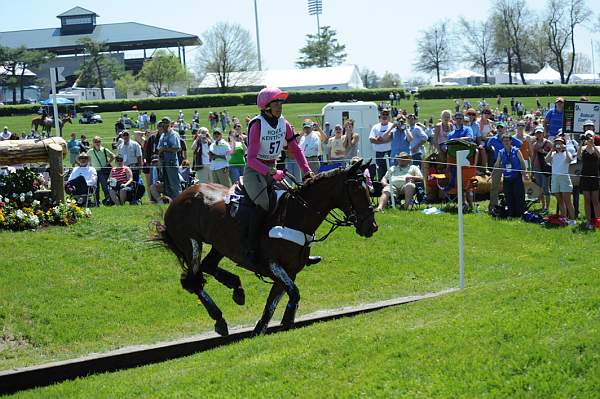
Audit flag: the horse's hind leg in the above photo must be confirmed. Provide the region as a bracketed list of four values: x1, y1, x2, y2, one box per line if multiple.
[197, 288, 228, 336]
[201, 248, 245, 306]
[179, 238, 203, 294]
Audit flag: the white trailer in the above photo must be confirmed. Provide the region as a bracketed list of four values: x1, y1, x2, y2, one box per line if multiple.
[321, 101, 379, 161]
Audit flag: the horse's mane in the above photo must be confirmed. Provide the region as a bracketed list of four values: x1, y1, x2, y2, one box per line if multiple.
[298, 167, 346, 192]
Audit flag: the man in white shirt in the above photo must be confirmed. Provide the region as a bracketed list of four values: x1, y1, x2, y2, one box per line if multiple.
[117, 130, 143, 191]
[1, 126, 12, 140]
[369, 108, 393, 180]
[299, 121, 322, 173]
[192, 127, 212, 183]
[65, 152, 98, 198]
[407, 114, 429, 169]
[209, 129, 231, 186]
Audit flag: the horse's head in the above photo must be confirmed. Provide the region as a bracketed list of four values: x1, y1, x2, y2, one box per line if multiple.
[339, 159, 378, 238]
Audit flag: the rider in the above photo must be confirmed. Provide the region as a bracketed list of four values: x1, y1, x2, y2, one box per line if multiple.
[243, 87, 314, 267]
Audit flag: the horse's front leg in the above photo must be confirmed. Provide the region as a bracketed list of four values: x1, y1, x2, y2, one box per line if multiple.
[252, 283, 284, 336]
[197, 289, 228, 336]
[268, 262, 299, 330]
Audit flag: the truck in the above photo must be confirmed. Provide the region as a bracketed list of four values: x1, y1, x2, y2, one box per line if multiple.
[321, 101, 380, 162]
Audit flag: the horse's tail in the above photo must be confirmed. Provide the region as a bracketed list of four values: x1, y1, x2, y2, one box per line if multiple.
[149, 220, 188, 273]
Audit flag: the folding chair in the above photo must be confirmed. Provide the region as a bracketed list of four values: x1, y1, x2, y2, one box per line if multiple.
[72, 185, 97, 208]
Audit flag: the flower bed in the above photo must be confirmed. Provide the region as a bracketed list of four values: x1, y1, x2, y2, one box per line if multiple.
[0, 168, 90, 231]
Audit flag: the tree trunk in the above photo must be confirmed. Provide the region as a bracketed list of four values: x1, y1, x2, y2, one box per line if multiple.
[507, 49, 513, 85]
[436, 64, 440, 83]
[95, 60, 105, 99]
[0, 137, 66, 165]
[566, 34, 576, 84]
[19, 69, 26, 103]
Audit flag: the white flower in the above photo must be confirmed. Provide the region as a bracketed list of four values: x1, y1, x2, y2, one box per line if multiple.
[32, 200, 40, 207]
[84, 208, 92, 217]
[16, 209, 26, 219]
[29, 215, 39, 225]
[26, 191, 33, 197]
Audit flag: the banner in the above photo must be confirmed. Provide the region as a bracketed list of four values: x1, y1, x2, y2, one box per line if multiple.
[562, 100, 600, 134]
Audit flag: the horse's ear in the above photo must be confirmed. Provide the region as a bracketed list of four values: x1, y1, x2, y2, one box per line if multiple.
[361, 158, 372, 172]
[347, 158, 363, 175]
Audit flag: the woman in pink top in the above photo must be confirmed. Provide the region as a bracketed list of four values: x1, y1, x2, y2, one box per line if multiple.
[242, 87, 313, 266]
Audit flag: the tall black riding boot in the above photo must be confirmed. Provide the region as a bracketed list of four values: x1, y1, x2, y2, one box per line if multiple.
[243, 206, 268, 268]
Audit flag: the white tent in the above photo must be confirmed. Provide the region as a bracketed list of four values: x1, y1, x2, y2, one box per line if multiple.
[530, 63, 561, 84]
[441, 69, 485, 86]
[0, 65, 36, 77]
[199, 65, 365, 91]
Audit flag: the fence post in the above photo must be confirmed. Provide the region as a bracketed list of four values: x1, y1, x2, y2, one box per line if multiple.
[48, 144, 65, 203]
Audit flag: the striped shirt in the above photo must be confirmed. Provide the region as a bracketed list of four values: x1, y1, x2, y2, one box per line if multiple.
[111, 167, 129, 184]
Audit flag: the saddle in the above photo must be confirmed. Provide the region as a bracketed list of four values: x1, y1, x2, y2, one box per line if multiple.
[225, 177, 284, 227]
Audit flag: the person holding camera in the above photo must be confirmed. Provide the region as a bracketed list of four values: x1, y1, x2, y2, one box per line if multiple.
[89, 136, 114, 206]
[228, 127, 247, 184]
[494, 133, 527, 217]
[383, 115, 410, 166]
[192, 127, 212, 184]
[578, 130, 600, 229]
[546, 137, 576, 224]
[157, 117, 182, 200]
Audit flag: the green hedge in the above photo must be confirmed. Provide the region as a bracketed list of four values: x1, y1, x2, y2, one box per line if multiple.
[0, 88, 405, 116]
[416, 84, 600, 99]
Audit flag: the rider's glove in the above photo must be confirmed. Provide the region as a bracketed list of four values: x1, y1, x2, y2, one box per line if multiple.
[272, 170, 285, 181]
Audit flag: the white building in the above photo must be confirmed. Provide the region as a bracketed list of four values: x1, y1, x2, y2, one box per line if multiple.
[58, 87, 116, 101]
[198, 65, 365, 92]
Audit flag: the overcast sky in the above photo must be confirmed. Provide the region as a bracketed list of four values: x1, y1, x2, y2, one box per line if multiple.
[1, 0, 598, 81]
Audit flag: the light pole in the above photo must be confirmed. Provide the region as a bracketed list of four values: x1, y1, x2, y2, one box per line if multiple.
[253, 0, 262, 71]
[307, 0, 323, 66]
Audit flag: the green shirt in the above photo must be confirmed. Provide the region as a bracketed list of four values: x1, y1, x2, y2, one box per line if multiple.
[229, 141, 246, 166]
[89, 147, 114, 169]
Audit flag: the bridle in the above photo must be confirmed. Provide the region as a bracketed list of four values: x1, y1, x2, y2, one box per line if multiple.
[280, 171, 374, 243]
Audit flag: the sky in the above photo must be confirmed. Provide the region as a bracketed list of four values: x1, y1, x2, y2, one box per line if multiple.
[1, 0, 598, 81]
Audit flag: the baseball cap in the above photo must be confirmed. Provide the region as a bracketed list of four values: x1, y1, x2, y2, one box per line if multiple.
[583, 119, 595, 127]
[534, 127, 545, 134]
[303, 121, 313, 128]
[213, 128, 222, 134]
[496, 121, 506, 128]
[555, 97, 564, 103]
[380, 108, 390, 115]
[161, 116, 172, 123]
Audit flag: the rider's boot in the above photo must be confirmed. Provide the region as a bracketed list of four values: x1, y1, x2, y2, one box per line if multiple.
[306, 256, 322, 266]
[242, 206, 267, 268]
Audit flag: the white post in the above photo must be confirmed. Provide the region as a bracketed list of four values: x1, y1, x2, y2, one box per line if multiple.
[49, 69, 61, 137]
[387, 155, 395, 208]
[455, 150, 469, 290]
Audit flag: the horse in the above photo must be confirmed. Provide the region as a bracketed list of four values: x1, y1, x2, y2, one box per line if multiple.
[154, 160, 378, 336]
[34, 116, 72, 136]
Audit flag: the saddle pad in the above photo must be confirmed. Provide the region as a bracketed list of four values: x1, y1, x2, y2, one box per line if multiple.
[268, 226, 314, 247]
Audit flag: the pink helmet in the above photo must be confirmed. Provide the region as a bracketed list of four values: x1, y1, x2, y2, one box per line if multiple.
[257, 87, 288, 110]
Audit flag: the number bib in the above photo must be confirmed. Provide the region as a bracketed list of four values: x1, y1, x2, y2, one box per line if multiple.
[255, 115, 287, 161]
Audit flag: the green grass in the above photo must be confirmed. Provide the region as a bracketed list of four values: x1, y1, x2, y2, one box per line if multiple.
[8, 234, 600, 398]
[1, 203, 599, 373]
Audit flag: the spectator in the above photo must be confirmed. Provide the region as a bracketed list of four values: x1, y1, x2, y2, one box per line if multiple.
[228, 128, 247, 184]
[149, 112, 157, 129]
[578, 130, 600, 229]
[328, 124, 346, 167]
[177, 118, 186, 139]
[67, 133, 81, 166]
[343, 119, 359, 160]
[385, 115, 410, 162]
[413, 100, 420, 117]
[89, 136, 114, 206]
[561, 130, 581, 218]
[1, 126, 12, 140]
[137, 113, 145, 130]
[65, 152, 97, 201]
[177, 133, 187, 165]
[406, 114, 428, 168]
[108, 155, 134, 205]
[448, 112, 473, 140]
[545, 137, 576, 224]
[531, 127, 552, 212]
[80, 134, 90, 153]
[432, 110, 453, 162]
[544, 97, 564, 141]
[178, 109, 184, 121]
[514, 120, 531, 170]
[299, 120, 322, 173]
[369, 108, 393, 180]
[486, 121, 522, 211]
[209, 129, 231, 186]
[148, 155, 164, 204]
[375, 152, 423, 211]
[180, 159, 192, 187]
[494, 133, 527, 217]
[157, 117, 182, 199]
[192, 127, 212, 183]
[117, 130, 143, 191]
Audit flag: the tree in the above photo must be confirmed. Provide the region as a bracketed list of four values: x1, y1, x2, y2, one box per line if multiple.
[197, 22, 258, 93]
[114, 72, 147, 98]
[140, 50, 187, 97]
[378, 71, 401, 88]
[0, 46, 52, 104]
[544, 0, 590, 83]
[296, 26, 347, 68]
[359, 67, 379, 88]
[493, 0, 530, 84]
[414, 21, 451, 83]
[77, 38, 123, 99]
[457, 17, 498, 83]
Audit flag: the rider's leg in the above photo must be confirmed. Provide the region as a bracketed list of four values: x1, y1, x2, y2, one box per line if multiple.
[242, 166, 273, 267]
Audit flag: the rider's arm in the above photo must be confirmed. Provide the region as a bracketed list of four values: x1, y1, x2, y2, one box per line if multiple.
[246, 120, 271, 176]
[285, 123, 311, 174]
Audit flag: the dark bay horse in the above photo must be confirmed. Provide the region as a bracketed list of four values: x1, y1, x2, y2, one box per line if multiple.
[154, 160, 378, 336]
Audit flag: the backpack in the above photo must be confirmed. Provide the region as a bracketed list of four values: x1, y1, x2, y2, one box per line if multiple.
[543, 214, 568, 228]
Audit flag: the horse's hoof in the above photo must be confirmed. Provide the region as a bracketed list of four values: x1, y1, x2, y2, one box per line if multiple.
[252, 322, 267, 337]
[280, 321, 294, 331]
[232, 287, 245, 306]
[215, 318, 229, 336]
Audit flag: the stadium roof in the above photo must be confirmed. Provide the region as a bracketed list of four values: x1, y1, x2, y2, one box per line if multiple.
[0, 7, 200, 55]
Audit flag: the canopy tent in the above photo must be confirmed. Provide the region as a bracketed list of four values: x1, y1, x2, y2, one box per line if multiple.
[529, 64, 561, 84]
[441, 69, 485, 86]
[40, 97, 73, 105]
